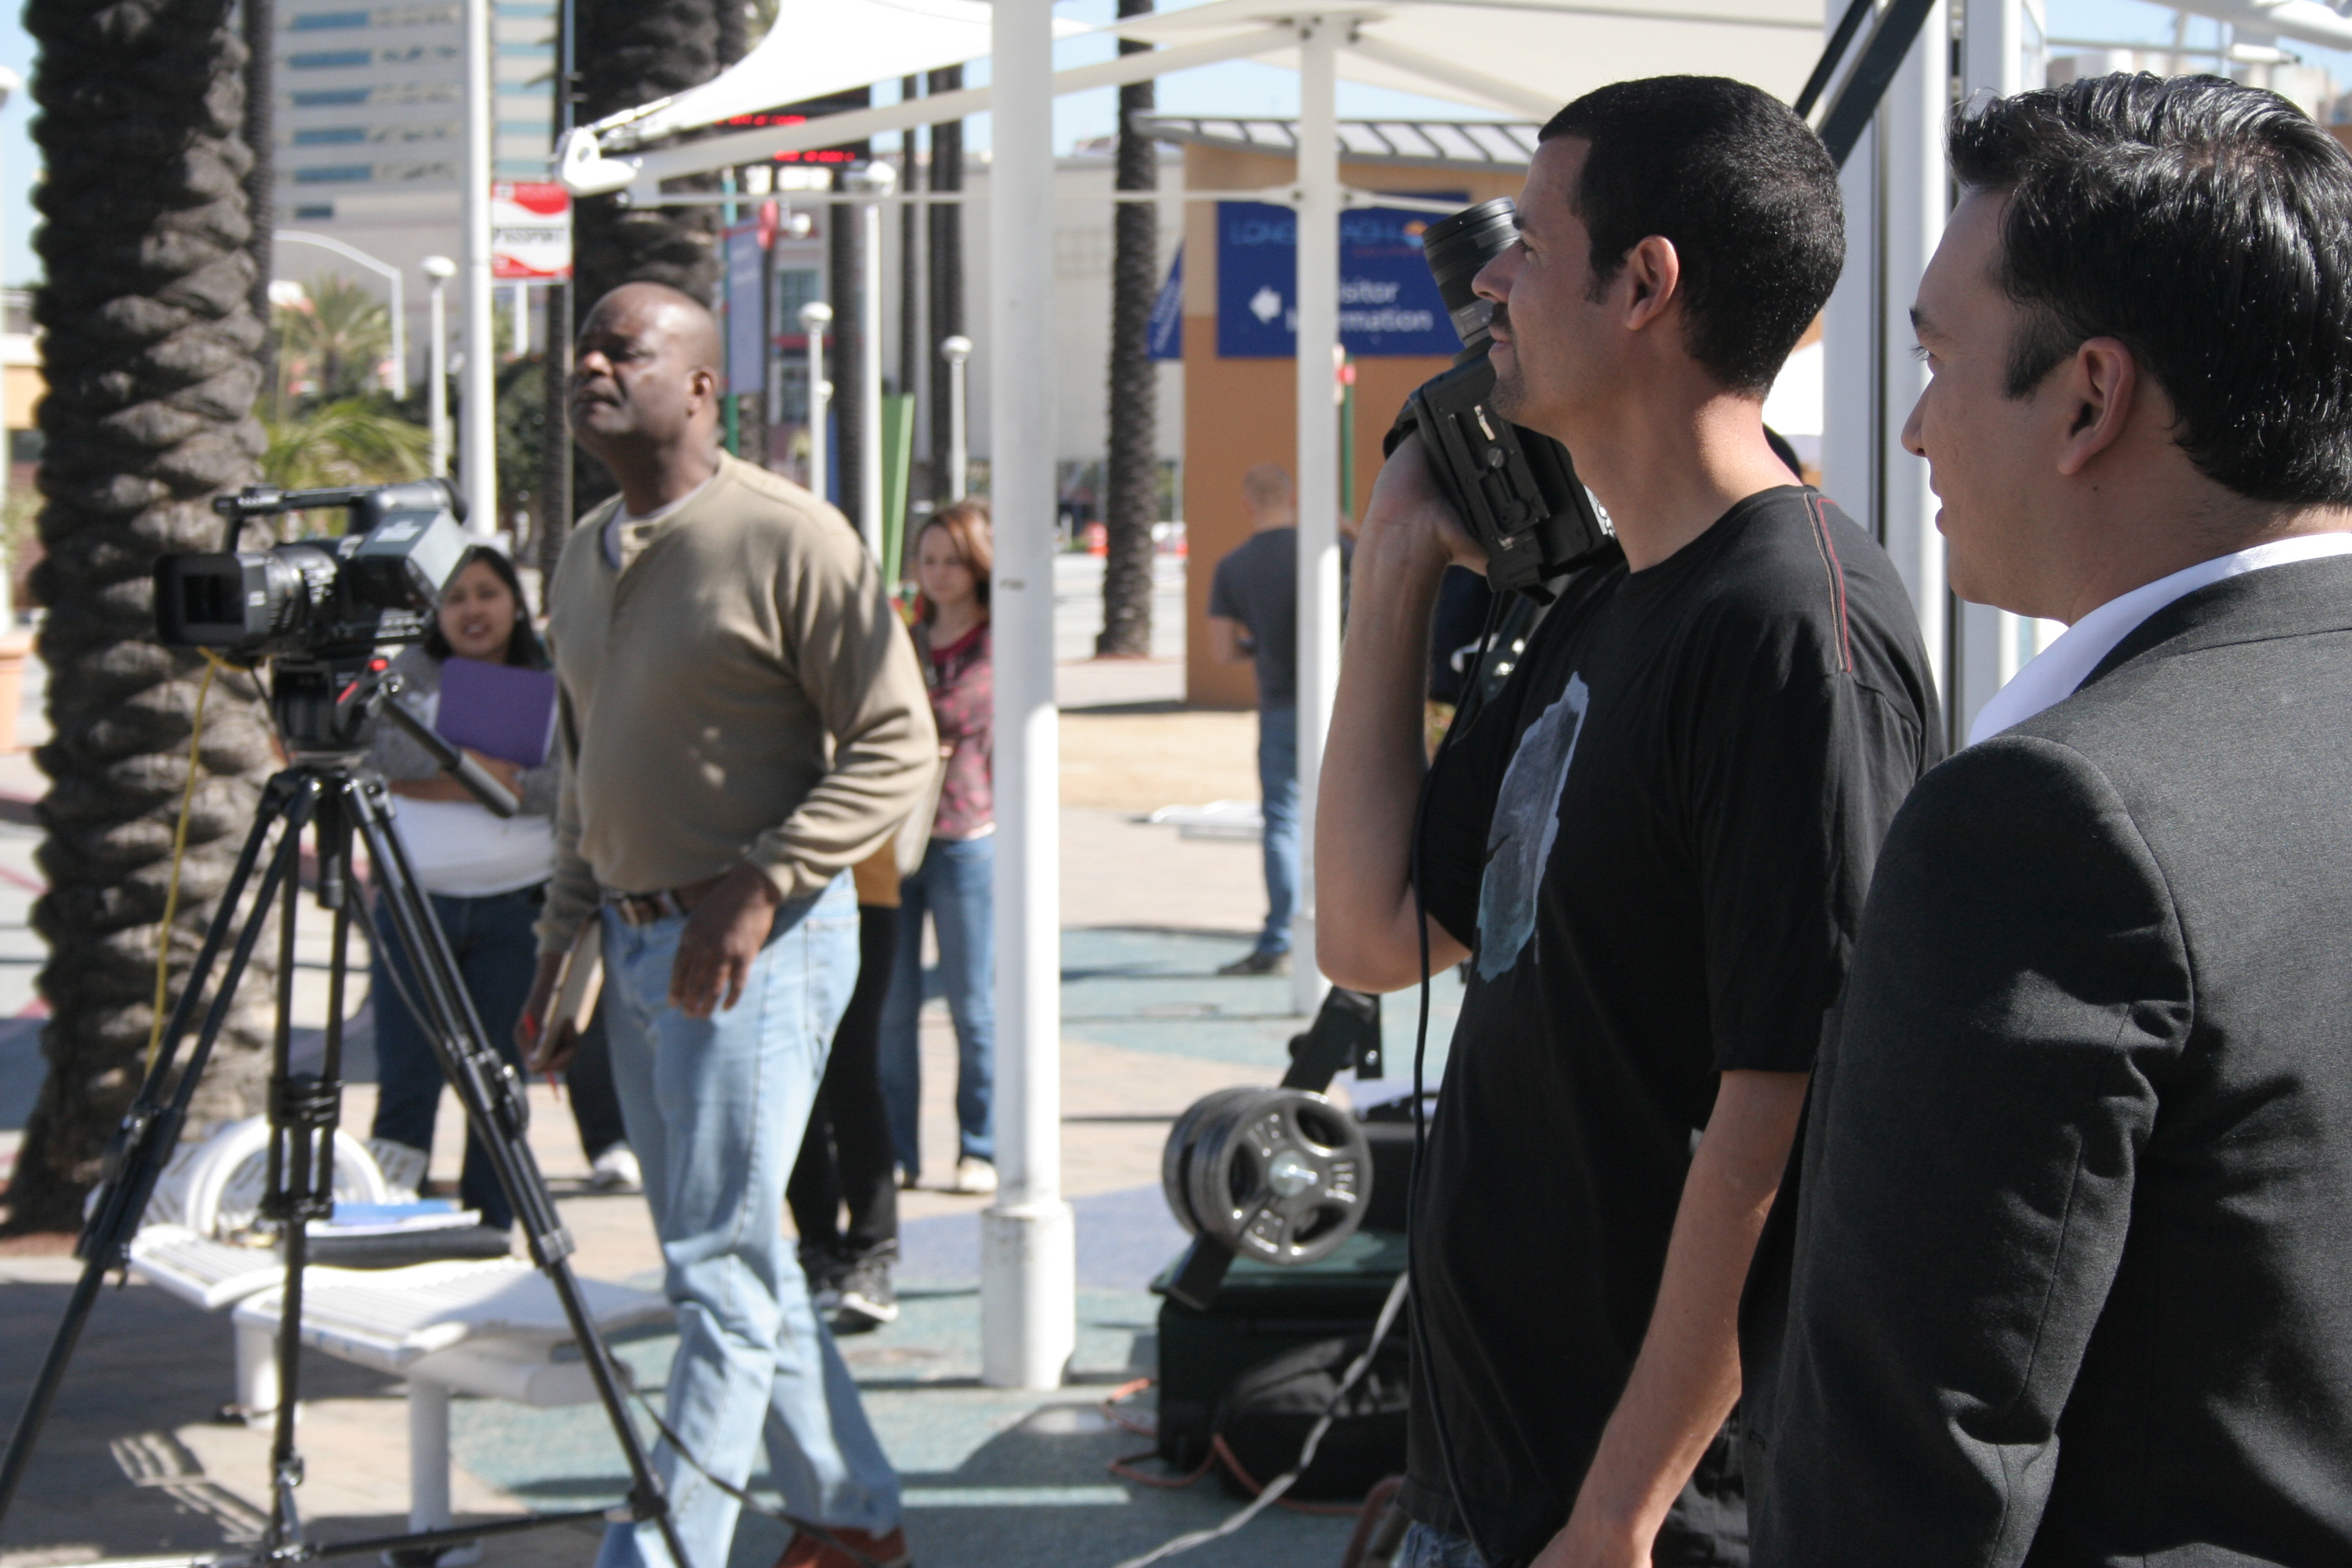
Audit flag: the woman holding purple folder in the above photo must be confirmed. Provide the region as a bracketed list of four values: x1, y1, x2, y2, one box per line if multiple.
[365, 546, 634, 1228]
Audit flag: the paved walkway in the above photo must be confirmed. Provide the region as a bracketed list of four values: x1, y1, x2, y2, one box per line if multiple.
[0, 633, 1457, 1568]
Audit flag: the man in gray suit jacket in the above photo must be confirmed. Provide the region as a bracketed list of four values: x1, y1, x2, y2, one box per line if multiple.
[1744, 74, 2352, 1567]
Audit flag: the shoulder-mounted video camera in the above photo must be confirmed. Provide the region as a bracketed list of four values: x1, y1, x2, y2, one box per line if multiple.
[1386, 197, 1617, 600]
[156, 478, 472, 663]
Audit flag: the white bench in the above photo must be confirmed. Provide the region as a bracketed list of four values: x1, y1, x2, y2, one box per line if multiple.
[229, 1258, 672, 1546]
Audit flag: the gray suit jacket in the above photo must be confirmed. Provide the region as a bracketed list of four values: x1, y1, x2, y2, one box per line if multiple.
[1744, 556, 2352, 1567]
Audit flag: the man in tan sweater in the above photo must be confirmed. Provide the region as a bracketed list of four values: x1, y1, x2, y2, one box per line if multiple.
[523, 282, 934, 1568]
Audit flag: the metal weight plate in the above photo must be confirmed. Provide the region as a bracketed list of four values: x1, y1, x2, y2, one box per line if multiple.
[1162, 1086, 1265, 1237]
[1187, 1088, 1371, 1267]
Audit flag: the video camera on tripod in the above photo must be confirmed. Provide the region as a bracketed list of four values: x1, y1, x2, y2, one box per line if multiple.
[0, 477, 689, 1567]
[159, 478, 472, 661]
[152, 480, 517, 814]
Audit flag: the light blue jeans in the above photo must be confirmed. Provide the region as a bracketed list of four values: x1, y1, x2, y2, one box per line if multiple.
[1398, 1522, 1487, 1567]
[1256, 703, 1299, 956]
[877, 834, 995, 1178]
[593, 875, 901, 1568]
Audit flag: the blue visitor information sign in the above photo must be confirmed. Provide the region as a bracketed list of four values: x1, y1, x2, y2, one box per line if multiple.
[1215, 198, 1467, 359]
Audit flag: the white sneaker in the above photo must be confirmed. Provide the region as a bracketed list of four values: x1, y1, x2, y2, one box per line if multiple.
[589, 1144, 642, 1194]
[951, 1156, 998, 1196]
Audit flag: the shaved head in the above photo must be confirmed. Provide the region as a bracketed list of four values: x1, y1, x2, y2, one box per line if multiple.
[571, 281, 725, 506]
[593, 281, 723, 376]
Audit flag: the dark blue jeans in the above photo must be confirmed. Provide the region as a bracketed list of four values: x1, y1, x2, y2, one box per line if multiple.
[368, 884, 539, 1231]
[877, 834, 996, 1175]
[1257, 702, 1299, 956]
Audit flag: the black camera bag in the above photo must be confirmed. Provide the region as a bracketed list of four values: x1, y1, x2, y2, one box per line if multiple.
[1209, 1329, 1411, 1501]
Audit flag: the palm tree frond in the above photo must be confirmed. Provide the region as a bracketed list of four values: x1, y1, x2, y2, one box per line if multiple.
[263, 399, 432, 493]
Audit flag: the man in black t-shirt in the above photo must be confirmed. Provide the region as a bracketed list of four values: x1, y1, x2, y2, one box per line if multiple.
[1319, 78, 1943, 1568]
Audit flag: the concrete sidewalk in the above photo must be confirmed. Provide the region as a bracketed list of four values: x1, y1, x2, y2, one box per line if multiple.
[0, 646, 1450, 1568]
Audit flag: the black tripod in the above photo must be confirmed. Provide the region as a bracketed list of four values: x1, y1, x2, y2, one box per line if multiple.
[0, 655, 685, 1568]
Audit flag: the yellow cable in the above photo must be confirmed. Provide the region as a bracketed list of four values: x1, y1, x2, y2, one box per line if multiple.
[142, 651, 227, 1077]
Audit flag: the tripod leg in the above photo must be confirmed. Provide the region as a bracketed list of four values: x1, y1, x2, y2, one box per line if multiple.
[262, 825, 320, 1552]
[78, 771, 314, 1271]
[0, 776, 318, 1533]
[348, 779, 685, 1568]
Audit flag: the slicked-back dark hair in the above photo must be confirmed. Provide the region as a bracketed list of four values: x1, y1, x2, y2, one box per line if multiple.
[1950, 73, 2352, 504]
[1540, 76, 1843, 393]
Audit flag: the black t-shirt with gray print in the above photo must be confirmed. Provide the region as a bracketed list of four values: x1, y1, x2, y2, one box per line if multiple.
[1405, 486, 1943, 1567]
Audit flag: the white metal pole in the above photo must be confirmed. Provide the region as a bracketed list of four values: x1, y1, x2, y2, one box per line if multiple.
[1292, 17, 1340, 1017]
[406, 1377, 453, 1533]
[425, 258, 455, 478]
[800, 301, 832, 500]
[391, 270, 406, 400]
[1817, 105, 1876, 558]
[1957, 0, 2024, 733]
[460, 0, 497, 538]
[512, 281, 529, 359]
[1882, 0, 1949, 705]
[847, 163, 896, 557]
[943, 335, 973, 500]
[981, 0, 1075, 1393]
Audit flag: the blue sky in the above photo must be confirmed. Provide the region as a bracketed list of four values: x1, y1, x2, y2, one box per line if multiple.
[0, 0, 2336, 287]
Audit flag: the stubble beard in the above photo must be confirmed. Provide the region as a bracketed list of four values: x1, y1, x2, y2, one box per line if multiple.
[1488, 353, 1529, 427]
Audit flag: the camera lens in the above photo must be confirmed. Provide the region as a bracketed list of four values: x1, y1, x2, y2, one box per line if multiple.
[1420, 197, 1519, 349]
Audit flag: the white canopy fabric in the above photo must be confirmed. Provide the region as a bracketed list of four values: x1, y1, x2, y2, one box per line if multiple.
[591, 0, 1825, 161]
[1109, 0, 1825, 116]
[598, 0, 1088, 150]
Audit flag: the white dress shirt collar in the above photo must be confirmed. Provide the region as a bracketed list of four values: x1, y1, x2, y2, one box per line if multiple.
[1967, 532, 2352, 746]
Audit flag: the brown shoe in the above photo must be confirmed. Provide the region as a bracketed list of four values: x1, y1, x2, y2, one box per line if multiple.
[774, 1524, 911, 1568]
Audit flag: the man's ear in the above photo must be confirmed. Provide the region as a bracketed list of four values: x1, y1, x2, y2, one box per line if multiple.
[2052, 336, 2140, 476]
[689, 363, 719, 408]
[1620, 235, 1682, 333]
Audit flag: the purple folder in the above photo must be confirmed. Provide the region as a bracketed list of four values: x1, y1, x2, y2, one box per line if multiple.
[436, 656, 558, 768]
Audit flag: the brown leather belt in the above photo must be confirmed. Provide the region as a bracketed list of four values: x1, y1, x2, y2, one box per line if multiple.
[602, 874, 723, 927]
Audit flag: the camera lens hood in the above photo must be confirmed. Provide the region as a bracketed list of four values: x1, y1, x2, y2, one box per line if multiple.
[1420, 197, 1518, 348]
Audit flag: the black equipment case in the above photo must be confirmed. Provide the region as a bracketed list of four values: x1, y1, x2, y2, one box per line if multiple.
[1154, 1225, 1407, 1472]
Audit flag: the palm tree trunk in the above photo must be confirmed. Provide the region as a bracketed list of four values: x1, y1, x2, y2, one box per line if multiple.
[1097, 0, 1160, 657]
[714, 0, 748, 71]
[571, 0, 724, 508]
[245, 0, 274, 390]
[5, 0, 280, 1232]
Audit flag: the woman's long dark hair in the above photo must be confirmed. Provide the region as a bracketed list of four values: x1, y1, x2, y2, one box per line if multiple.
[423, 544, 549, 669]
[913, 501, 993, 625]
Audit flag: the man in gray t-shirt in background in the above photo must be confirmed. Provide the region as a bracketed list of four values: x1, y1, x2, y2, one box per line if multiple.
[1207, 462, 1301, 976]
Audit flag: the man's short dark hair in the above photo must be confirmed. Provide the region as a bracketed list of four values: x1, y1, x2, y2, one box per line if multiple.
[1949, 73, 2352, 505]
[1539, 77, 1843, 395]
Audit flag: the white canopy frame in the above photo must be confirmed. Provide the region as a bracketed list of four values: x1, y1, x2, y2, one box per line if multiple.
[561, 0, 2280, 1390]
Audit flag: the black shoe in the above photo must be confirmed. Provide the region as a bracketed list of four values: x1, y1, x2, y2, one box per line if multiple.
[800, 1245, 848, 1312]
[833, 1255, 899, 1332]
[1218, 948, 1292, 977]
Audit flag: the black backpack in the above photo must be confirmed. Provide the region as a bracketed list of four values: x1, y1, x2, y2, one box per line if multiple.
[1209, 1330, 1411, 1501]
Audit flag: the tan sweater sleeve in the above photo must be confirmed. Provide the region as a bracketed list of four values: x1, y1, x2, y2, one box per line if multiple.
[536, 666, 602, 955]
[752, 527, 938, 902]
